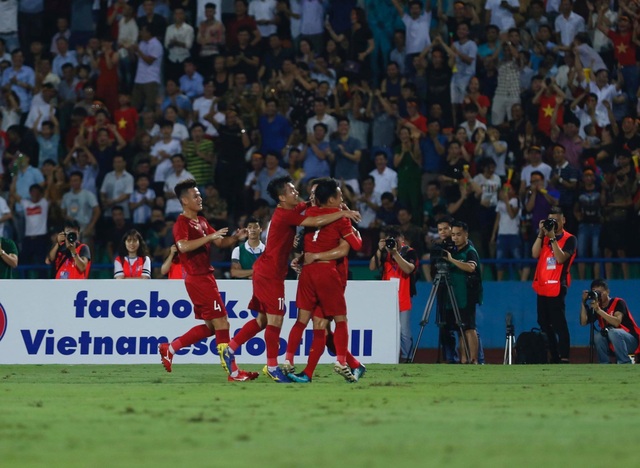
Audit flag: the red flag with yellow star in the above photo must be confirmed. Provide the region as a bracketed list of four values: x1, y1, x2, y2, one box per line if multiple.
[607, 30, 636, 66]
[537, 94, 564, 136]
[113, 107, 139, 143]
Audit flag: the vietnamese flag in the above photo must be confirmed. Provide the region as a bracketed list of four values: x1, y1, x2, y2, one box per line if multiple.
[537, 94, 564, 136]
[113, 107, 139, 144]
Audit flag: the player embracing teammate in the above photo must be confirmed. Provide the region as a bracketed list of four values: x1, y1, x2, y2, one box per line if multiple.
[219, 175, 361, 383]
[286, 177, 367, 383]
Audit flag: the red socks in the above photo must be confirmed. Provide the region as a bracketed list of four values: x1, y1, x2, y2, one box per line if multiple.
[286, 320, 307, 363]
[215, 328, 230, 345]
[303, 329, 326, 379]
[229, 319, 263, 352]
[346, 351, 360, 369]
[171, 324, 213, 352]
[334, 321, 348, 365]
[265, 324, 281, 367]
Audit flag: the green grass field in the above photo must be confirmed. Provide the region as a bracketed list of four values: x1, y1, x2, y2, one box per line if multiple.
[1, 364, 638, 468]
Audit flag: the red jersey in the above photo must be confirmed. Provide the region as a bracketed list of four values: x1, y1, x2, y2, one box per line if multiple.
[538, 94, 564, 136]
[607, 30, 636, 66]
[303, 206, 362, 256]
[173, 214, 216, 276]
[254, 202, 307, 280]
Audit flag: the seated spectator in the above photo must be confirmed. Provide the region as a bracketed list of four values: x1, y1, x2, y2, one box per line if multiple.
[114, 228, 151, 279]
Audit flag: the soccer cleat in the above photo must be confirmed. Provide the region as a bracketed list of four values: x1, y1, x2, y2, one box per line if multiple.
[352, 364, 367, 382]
[217, 343, 235, 376]
[287, 372, 311, 383]
[262, 365, 291, 383]
[228, 370, 259, 382]
[334, 362, 356, 383]
[159, 343, 173, 373]
[281, 360, 296, 375]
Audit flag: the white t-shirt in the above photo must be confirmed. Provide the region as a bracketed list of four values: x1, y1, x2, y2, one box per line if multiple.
[485, 0, 518, 31]
[369, 167, 398, 195]
[0, 0, 18, 34]
[171, 122, 190, 141]
[496, 198, 521, 235]
[520, 163, 552, 187]
[20, 197, 48, 236]
[249, 0, 277, 38]
[129, 188, 156, 225]
[193, 96, 225, 137]
[164, 169, 195, 215]
[472, 173, 501, 207]
[402, 12, 432, 55]
[151, 139, 182, 183]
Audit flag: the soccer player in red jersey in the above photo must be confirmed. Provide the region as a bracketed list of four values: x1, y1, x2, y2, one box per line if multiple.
[158, 179, 258, 382]
[286, 178, 365, 383]
[218, 175, 361, 383]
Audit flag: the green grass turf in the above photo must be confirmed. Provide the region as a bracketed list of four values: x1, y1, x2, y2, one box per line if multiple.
[1, 364, 638, 468]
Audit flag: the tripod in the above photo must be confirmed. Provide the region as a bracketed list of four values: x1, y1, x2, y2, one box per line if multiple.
[408, 262, 470, 363]
[503, 313, 515, 365]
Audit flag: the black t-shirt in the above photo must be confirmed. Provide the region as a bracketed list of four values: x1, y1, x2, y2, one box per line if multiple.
[217, 124, 247, 169]
[230, 44, 260, 83]
[603, 298, 639, 341]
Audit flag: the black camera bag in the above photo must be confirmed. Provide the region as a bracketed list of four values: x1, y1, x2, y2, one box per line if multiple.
[515, 328, 549, 364]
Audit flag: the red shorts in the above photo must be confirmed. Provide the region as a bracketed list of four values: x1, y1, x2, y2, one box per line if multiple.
[185, 274, 226, 320]
[249, 271, 285, 316]
[296, 263, 346, 318]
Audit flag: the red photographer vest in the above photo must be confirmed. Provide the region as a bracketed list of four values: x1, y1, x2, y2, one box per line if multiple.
[532, 231, 576, 297]
[598, 298, 640, 354]
[55, 244, 91, 279]
[118, 256, 146, 278]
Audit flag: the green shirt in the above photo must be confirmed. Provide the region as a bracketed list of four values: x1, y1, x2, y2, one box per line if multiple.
[183, 139, 214, 186]
[0, 237, 18, 279]
[445, 243, 481, 309]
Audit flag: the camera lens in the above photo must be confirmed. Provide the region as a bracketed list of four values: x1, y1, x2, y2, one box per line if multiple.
[385, 238, 396, 250]
[66, 232, 78, 244]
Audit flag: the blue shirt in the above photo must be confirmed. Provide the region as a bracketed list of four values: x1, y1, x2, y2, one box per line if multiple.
[52, 52, 78, 78]
[331, 136, 361, 181]
[37, 134, 60, 167]
[256, 166, 289, 206]
[2, 65, 35, 113]
[15, 166, 44, 213]
[179, 73, 204, 100]
[259, 114, 292, 155]
[421, 135, 447, 173]
[161, 94, 192, 115]
[302, 141, 330, 184]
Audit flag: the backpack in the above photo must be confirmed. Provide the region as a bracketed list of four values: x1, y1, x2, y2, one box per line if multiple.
[515, 328, 549, 364]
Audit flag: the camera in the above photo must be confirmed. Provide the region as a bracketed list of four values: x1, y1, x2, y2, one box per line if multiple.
[543, 218, 558, 232]
[431, 238, 456, 260]
[66, 231, 78, 244]
[385, 237, 397, 250]
[584, 290, 599, 317]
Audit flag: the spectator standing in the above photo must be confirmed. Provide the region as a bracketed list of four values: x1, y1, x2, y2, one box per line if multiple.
[131, 25, 163, 112]
[164, 154, 195, 219]
[0, 0, 19, 54]
[392, 0, 431, 75]
[129, 174, 156, 231]
[393, 128, 421, 224]
[197, 2, 225, 78]
[164, 7, 194, 83]
[255, 152, 288, 206]
[182, 123, 214, 189]
[14, 183, 48, 273]
[329, 117, 362, 194]
[2, 49, 35, 114]
[137, 0, 167, 42]
[100, 154, 134, 220]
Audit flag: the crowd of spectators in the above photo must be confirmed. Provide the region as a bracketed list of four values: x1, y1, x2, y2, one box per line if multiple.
[1, 0, 640, 280]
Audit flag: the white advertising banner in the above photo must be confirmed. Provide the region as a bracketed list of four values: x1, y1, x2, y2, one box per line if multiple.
[0, 280, 399, 364]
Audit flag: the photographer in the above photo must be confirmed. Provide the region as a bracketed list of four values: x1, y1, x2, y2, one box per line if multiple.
[47, 220, 91, 279]
[442, 221, 482, 364]
[532, 206, 576, 363]
[580, 279, 640, 364]
[370, 227, 419, 362]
